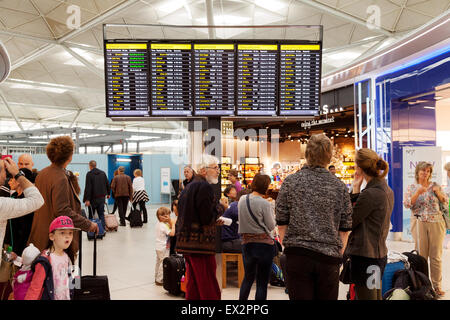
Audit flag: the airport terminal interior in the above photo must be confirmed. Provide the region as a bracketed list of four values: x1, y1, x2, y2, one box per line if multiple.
[0, 0, 449, 301]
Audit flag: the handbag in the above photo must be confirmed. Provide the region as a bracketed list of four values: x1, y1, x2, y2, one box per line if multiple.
[245, 195, 281, 255]
[175, 222, 217, 255]
[433, 189, 450, 230]
[339, 256, 352, 284]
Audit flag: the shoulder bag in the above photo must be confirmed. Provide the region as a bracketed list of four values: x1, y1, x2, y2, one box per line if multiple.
[245, 195, 282, 254]
[433, 189, 450, 230]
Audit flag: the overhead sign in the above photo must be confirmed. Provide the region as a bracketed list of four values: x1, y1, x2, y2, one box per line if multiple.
[301, 116, 335, 129]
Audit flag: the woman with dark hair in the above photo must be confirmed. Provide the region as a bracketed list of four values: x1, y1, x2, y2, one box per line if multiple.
[221, 188, 251, 253]
[346, 148, 394, 300]
[27, 136, 98, 253]
[404, 161, 447, 296]
[238, 173, 275, 300]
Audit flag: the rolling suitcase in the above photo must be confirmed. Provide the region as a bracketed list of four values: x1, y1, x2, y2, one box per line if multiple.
[104, 202, 119, 232]
[85, 205, 105, 240]
[87, 218, 105, 240]
[163, 254, 185, 296]
[73, 232, 110, 300]
[129, 207, 143, 228]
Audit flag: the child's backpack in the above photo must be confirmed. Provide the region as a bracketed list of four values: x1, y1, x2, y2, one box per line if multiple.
[12, 269, 34, 300]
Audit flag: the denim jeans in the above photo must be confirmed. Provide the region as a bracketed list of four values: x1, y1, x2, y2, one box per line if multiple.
[239, 242, 275, 300]
[89, 197, 106, 229]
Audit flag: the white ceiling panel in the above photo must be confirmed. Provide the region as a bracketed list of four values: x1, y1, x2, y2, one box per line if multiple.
[0, 0, 446, 132]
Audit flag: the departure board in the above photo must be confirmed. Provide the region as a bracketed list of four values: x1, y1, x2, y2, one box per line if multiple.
[279, 44, 321, 115]
[150, 43, 192, 116]
[105, 43, 149, 117]
[194, 44, 235, 116]
[236, 44, 278, 116]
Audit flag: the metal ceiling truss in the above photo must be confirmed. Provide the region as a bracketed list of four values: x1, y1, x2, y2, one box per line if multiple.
[0, 126, 180, 150]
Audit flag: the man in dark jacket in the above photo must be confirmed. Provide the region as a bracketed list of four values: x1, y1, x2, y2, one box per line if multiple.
[175, 155, 225, 300]
[83, 160, 110, 230]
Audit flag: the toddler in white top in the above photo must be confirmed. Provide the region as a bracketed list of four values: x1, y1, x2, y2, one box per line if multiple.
[154, 207, 175, 285]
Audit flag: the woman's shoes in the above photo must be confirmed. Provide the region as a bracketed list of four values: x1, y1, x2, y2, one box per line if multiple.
[155, 281, 163, 286]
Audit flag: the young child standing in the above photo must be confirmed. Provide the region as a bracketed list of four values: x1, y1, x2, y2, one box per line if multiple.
[155, 207, 175, 286]
[25, 216, 79, 300]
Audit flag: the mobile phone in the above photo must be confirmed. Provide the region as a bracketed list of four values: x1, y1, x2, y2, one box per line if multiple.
[1, 155, 12, 160]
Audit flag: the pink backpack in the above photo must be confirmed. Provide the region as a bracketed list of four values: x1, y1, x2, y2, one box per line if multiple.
[12, 269, 34, 300]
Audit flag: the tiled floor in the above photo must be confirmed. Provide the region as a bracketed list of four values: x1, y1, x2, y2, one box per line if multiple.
[79, 205, 450, 300]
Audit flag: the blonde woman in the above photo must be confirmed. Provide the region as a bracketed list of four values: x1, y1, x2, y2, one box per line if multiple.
[131, 169, 149, 223]
[404, 161, 448, 296]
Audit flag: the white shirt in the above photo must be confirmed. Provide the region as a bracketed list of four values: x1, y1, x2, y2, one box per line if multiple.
[132, 176, 145, 192]
[0, 186, 44, 265]
[155, 221, 171, 252]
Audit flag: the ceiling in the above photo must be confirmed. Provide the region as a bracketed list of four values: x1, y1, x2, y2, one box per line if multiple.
[0, 0, 448, 134]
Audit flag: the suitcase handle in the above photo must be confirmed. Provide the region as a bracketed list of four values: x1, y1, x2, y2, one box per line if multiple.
[78, 230, 98, 277]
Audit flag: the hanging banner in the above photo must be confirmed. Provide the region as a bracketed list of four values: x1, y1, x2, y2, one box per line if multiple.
[402, 146, 443, 244]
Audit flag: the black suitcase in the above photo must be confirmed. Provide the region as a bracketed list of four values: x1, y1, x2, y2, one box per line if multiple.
[129, 207, 143, 228]
[163, 254, 185, 296]
[73, 232, 110, 300]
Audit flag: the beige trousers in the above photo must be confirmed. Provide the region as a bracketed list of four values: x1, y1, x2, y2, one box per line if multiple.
[410, 215, 418, 251]
[155, 249, 169, 283]
[417, 220, 446, 290]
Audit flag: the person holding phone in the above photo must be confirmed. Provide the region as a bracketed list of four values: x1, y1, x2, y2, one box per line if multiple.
[0, 156, 44, 260]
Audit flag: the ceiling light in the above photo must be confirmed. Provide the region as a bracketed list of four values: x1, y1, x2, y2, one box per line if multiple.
[423, 106, 435, 109]
[117, 158, 132, 162]
[435, 96, 444, 100]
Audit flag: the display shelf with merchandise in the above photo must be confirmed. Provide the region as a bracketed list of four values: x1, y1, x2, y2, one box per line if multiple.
[220, 157, 232, 194]
[241, 157, 263, 188]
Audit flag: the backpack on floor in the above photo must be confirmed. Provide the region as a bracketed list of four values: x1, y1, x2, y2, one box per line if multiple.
[383, 267, 436, 300]
[402, 250, 429, 277]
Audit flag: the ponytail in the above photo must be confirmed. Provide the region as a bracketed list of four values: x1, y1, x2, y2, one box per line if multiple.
[356, 148, 389, 179]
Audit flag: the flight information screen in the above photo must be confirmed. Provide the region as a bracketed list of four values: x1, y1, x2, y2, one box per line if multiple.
[105, 40, 322, 118]
[279, 44, 321, 115]
[150, 43, 192, 116]
[104, 43, 149, 117]
[236, 44, 278, 116]
[194, 44, 235, 116]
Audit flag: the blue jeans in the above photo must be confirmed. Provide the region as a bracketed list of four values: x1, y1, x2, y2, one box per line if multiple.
[239, 242, 275, 300]
[89, 197, 106, 229]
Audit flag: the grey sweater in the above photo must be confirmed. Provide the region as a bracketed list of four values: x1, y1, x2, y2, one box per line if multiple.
[238, 194, 276, 235]
[276, 166, 352, 259]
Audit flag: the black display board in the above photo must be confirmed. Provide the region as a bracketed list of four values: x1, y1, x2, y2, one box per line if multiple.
[105, 43, 150, 117]
[279, 44, 321, 115]
[236, 44, 278, 116]
[194, 44, 235, 116]
[104, 40, 322, 118]
[150, 43, 192, 116]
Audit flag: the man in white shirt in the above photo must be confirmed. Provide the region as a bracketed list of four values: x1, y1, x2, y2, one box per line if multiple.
[0, 157, 44, 264]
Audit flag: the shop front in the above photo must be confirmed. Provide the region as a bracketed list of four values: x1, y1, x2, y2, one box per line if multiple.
[220, 84, 357, 198]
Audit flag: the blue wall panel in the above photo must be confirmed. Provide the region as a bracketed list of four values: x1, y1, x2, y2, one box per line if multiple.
[376, 49, 450, 233]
